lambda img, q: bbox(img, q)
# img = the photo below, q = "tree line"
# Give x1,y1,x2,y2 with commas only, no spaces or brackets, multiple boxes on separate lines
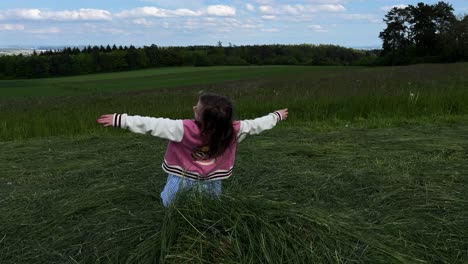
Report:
0,44,378,79
379,1,468,64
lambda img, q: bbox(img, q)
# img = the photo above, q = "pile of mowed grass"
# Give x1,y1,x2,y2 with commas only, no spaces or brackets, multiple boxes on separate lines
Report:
150,192,421,264
1,123,467,263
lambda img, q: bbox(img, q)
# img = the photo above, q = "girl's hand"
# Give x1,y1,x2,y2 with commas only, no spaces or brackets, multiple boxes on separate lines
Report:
276,108,288,120
96,114,114,127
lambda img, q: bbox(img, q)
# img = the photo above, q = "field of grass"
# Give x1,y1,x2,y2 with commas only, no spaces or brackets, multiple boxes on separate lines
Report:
1,125,467,263
0,66,323,98
1,64,467,263
1,63,468,141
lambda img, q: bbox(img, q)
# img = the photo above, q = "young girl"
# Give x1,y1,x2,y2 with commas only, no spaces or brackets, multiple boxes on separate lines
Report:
97,93,288,207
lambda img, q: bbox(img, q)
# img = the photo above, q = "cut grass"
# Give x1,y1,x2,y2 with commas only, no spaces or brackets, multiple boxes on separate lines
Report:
1,124,467,263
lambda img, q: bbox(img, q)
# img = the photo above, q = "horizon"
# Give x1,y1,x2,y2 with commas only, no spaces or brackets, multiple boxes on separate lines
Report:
0,1,467,48
0,43,381,56
0,43,382,49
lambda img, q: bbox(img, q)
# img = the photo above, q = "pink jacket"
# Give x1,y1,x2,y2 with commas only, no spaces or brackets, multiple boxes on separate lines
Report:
162,120,241,181
113,111,283,181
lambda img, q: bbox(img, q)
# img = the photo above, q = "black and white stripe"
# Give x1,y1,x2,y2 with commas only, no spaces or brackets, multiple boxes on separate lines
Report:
162,161,233,181
274,111,282,121
113,113,123,128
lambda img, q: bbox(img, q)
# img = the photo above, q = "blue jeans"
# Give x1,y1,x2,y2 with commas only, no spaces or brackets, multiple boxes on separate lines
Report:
160,174,222,207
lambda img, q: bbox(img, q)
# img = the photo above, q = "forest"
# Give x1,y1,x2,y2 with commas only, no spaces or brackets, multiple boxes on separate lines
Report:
0,44,378,79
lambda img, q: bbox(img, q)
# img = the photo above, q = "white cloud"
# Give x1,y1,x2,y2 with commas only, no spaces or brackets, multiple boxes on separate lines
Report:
28,27,60,34
166,16,266,33
116,5,235,18
381,4,408,12
261,15,276,20
3,9,42,20
205,5,236,16
133,18,153,26
0,8,112,21
259,5,275,14
259,4,345,15
317,4,346,12
0,23,24,30
284,5,302,15
116,7,201,18
173,9,201,16
50,9,112,21
246,3,255,12
308,24,327,32
261,28,278,32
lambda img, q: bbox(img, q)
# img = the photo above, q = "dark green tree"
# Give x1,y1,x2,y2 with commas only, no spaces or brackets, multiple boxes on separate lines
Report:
379,1,463,64
379,6,412,59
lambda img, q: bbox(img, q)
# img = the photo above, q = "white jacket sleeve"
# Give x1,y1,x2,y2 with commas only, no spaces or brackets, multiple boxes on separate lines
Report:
112,113,184,142
237,111,283,143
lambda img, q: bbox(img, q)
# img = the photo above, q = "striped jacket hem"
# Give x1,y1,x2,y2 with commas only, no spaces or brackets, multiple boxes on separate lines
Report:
162,160,233,181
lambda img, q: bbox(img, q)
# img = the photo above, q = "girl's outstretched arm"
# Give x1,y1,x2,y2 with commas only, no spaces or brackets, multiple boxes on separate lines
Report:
276,108,289,120
97,113,184,142
96,114,114,127
237,108,288,142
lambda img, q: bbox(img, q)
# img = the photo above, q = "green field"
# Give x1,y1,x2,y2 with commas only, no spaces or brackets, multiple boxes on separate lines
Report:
1,65,467,263
0,66,325,98
1,64,468,141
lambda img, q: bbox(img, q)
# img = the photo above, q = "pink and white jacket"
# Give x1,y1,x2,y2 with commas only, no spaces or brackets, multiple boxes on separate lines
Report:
112,111,283,181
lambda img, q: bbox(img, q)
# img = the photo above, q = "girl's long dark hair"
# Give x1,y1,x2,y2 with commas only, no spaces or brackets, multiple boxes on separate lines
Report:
196,93,235,159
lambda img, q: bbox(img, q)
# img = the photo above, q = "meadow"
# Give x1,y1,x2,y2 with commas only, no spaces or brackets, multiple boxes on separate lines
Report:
1,64,468,141
1,64,467,263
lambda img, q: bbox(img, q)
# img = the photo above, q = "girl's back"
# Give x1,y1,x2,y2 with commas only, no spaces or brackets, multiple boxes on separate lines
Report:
163,119,241,181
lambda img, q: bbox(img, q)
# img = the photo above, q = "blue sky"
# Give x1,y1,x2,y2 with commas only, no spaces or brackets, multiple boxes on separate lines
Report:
0,0,466,48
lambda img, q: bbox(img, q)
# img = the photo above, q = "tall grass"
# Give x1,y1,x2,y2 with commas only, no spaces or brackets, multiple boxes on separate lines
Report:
1,63,467,141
